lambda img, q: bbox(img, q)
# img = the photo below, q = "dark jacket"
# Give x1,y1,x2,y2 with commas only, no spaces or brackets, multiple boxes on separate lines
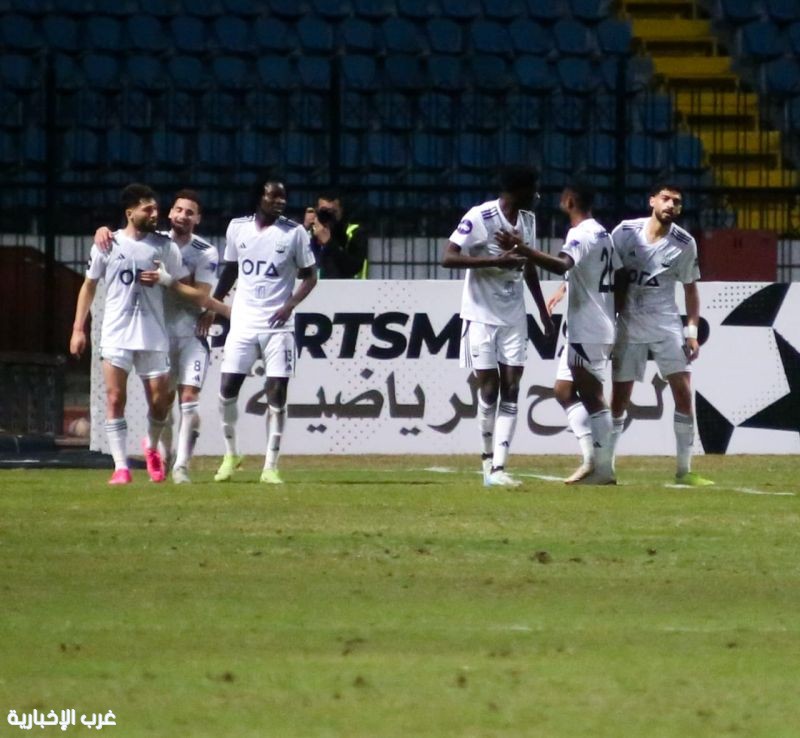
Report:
309,220,367,279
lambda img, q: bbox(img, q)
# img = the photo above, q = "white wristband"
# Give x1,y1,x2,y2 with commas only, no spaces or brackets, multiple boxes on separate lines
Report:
684,324,698,340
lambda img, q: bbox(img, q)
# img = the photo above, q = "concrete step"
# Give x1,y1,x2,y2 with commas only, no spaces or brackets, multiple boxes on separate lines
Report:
675,91,759,118
697,130,782,155
622,0,698,17
632,18,712,39
653,56,732,77
717,168,797,188
639,37,718,55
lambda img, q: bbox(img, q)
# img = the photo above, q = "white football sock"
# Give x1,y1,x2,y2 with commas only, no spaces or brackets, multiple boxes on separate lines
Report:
674,411,694,476
492,401,518,470
146,414,167,450
105,418,128,471
158,401,174,463
609,412,626,471
174,401,200,470
589,408,613,476
565,401,593,464
219,395,239,456
264,404,286,471
478,395,497,457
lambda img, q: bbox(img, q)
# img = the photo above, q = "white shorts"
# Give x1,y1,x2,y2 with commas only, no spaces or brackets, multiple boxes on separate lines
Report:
169,335,210,389
566,341,612,383
612,336,691,382
555,342,571,382
221,330,296,378
459,320,527,370
101,347,169,379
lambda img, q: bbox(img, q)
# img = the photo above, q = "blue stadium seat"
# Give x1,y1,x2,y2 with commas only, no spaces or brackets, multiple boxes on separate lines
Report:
513,56,556,92
672,133,705,171
412,131,452,171
509,18,553,56
127,55,168,92
165,90,199,130
596,18,632,55
482,0,526,21
246,91,287,131
22,127,46,168
786,95,800,130
340,17,380,53
141,0,180,16
65,128,102,170
525,0,565,24
762,58,800,95
0,14,41,52
211,56,250,91
542,132,576,172
376,91,415,130
0,131,19,167
627,133,666,172
183,0,225,18
291,90,326,130
256,56,296,91
600,56,654,94
82,54,121,91
170,16,208,54
470,55,512,91
0,90,25,130
497,131,538,164
554,19,595,56
382,17,426,54
106,127,145,169
456,133,497,170
787,22,800,53
418,92,455,130
285,131,326,171
236,131,282,171
507,92,544,131
127,15,170,53
86,16,126,53
9,0,49,15
197,131,234,170
266,0,307,20
52,0,100,15
460,91,503,130
120,90,153,131
569,0,613,23
471,20,512,56
366,132,408,170
740,19,784,60
719,0,762,25
398,0,441,19
441,0,481,21
556,58,598,94
254,17,295,53
427,55,465,90
297,16,336,55
635,93,674,134
223,0,262,16
354,0,395,19
549,92,587,133
341,91,373,129
586,133,616,172
426,18,463,54
312,0,353,19
766,0,799,24
298,57,331,91
338,133,364,172
42,15,80,52
152,130,189,168
204,91,241,129
53,53,83,91
341,54,380,90
214,16,255,55
167,56,209,92
385,55,427,90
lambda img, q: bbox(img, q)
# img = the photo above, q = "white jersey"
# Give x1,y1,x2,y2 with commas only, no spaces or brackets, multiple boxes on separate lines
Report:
448,199,535,327
560,217,620,344
163,232,219,338
87,230,186,352
224,214,316,333
612,218,700,343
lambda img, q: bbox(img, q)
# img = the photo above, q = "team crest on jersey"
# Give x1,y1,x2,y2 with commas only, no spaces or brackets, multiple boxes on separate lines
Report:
568,239,580,248
457,219,473,234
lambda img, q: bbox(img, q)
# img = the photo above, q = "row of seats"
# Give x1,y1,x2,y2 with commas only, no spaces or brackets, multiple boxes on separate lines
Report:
708,0,800,25
737,19,800,60
3,0,615,23
1,53,651,97
0,13,631,58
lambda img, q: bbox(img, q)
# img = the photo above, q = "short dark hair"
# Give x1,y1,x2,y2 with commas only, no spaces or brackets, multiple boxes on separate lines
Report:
249,177,284,209
173,188,202,212
564,180,595,212
121,183,157,211
317,191,342,204
497,165,539,194
649,181,683,199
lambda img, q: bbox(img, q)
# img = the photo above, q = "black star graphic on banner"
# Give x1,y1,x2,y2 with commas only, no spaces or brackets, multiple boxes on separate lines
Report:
722,284,789,327
695,391,734,454
740,330,800,434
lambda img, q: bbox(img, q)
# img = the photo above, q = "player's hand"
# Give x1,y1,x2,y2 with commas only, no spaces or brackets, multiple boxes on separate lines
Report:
196,310,215,337
140,260,174,287
69,329,86,359
269,302,294,327
492,252,527,269
494,229,523,252
685,338,700,362
545,294,560,316
94,226,114,253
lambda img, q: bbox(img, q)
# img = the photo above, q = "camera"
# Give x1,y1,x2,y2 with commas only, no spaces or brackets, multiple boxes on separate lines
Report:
315,207,336,225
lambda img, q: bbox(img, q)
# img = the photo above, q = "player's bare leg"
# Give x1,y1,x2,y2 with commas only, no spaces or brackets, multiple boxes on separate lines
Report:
668,371,713,486
569,366,615,485
103,361,132,484
609,380,633,472
485,363,523,488
261,376,288,484
555,378,595,483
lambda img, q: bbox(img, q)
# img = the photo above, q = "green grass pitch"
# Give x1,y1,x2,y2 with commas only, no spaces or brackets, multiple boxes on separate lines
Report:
2,455,799,737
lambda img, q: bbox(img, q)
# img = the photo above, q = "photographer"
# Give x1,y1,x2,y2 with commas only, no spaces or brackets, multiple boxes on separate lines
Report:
307,193,368,279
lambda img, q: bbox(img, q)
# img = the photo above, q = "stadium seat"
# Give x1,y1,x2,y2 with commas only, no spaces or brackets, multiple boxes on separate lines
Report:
297,16,336,55
542,132,577,174
0,54,37,92
586,132,616,172
635,93,674,135
86,16,125,53
627,133,666,172
672,133,706,171
254,17,296,53
0,130,19,168
296,57,330,92
106,127,145,169
285,131,326,172
152,130,189,169
341,54,380,90
525,0,566,24
513,56,556,92
460,91,503,130
719,0,763,25
338,133,364,172
22,127,46,168
569,0,613,23
366,132,409,170
256,56,296,91
170,16,208,54
482,0,526,21
398,0,441,19
82,54,121,91
787,22,800,53
740,19,785,60
204,91,242,130
246,91,287,131
596,18,632,55
340,89,373,129
42,15,80,52
426,18,463,54
197,131,235,170
266,0,307,20
211,56,251,91
291,90,326,130
52,0,101,15
73,89,117,130
312,0,353,19
236,131,282,171
418,91,455,131
762,57,800,96
9,0,49,15
165,90,199,130
382,17,426,54
385,55,427,90
427,55,465,90
167,56,209,92
65,128,102,170
376,91,415,130
53,53,83,91
507,92,544,132
766,0,799,24
127,15,170,53
508,19,553,56
469,55,513,92
354,0,395,19
471,20,512,56
340,17,380,53
183,0,225,18
551,92,589,133
213,16,255,55
223,0,262,17
553,19,595,56
600,56,654,94
556,58,599,94
411,131,452,171
0,14,41,52
127,55,168,93
456,133,497,170
497,131,538,164
140,0,179,16
441,0,482,21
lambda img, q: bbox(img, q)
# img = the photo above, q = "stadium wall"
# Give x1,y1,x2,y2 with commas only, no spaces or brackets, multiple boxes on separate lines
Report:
89,280,800,457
